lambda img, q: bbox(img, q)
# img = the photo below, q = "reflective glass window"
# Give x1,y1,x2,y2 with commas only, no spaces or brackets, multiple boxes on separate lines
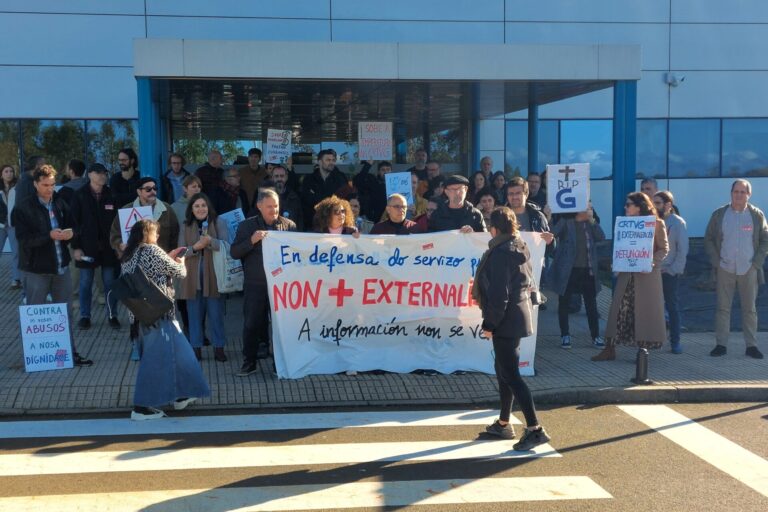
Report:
636,119,667,179
668,119,720,178
86,120,138,172
172,138,245,166
504,120,558,177
22,120,85,178
560,120,613,179
722,119,768,177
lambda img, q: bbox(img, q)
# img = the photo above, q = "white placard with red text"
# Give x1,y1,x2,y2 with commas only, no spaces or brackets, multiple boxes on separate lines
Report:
612,215,657,272
358,121,393,161
262,231,545,379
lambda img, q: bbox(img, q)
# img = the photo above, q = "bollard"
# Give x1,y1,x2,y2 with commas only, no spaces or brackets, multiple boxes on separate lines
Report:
630,348,653,385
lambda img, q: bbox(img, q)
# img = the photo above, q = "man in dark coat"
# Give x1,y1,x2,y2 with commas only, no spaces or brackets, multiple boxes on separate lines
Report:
195,150,225,196
370,193,423,235
209,167,251,216
271,164,304,231
300,149,348,230
70,163,120,330
161,153,190,203
353,160,391,222
428,175,486,233
12,164,92,366
109,148,141,206
231,189,297,376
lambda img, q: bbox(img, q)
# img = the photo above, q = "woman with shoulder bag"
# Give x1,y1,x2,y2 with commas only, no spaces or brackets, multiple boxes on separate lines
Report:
472,206,551,451
178,192,229,362
121,219,210,420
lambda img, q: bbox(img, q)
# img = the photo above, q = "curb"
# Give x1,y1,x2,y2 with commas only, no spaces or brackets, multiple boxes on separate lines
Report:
0,385,765,418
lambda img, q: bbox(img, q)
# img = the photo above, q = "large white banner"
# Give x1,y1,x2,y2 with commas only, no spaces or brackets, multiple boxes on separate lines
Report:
612,215,657,272
262,232,545,379
546,163,590,214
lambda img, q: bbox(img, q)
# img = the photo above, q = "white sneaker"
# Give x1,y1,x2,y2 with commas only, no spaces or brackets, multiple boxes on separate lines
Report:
173,397,197,411
560,335,572,349
130,407,165,421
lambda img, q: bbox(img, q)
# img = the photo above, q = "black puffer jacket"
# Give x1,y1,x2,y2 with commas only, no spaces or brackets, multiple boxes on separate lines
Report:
428,200,486,232
476,237,533,339
230,214,297,285
12,193,73,274
70,185,119,269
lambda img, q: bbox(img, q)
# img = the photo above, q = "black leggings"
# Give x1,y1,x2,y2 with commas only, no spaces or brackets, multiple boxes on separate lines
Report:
493,336,539,427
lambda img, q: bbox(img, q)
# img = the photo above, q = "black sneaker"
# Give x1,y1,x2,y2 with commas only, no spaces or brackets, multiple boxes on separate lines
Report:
108,317,121,329
9,280,21,290
513,427,551,451
710,345,727,357
77,318,91,330
746,346,764,359
237,360,258,377
485,420,515,439
73,353,93,367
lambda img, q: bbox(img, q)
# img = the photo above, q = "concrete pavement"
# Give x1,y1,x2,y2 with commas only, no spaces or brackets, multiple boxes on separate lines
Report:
0,253,765,416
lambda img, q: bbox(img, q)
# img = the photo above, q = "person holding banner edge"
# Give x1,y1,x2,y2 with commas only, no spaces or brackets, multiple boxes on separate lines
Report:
473,206,551,451
593,192,668,362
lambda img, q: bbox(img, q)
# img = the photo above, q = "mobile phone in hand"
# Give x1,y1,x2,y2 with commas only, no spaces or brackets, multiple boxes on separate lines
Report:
175,247,188,258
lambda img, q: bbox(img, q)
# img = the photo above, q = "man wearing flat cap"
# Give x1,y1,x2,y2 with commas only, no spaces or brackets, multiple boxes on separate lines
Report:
428,174,486,233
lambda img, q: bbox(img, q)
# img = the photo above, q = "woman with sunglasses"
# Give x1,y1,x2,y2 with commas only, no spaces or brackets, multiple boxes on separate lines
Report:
593,192,669,361
313,195,359,236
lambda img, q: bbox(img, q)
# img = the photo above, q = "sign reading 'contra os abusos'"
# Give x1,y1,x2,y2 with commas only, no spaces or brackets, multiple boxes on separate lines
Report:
19,303,73,372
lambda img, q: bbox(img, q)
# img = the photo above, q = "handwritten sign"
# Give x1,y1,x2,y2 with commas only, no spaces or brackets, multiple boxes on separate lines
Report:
20,303,73,372
265,129,292,164
358,121,393,161
219,208,246,245
612,215,657,272
262,231,545,378
546,163,590,214
118,206,152,244
385,172,413,207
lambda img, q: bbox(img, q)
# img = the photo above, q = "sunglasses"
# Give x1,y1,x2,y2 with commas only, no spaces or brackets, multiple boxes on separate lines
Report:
140,186,157,192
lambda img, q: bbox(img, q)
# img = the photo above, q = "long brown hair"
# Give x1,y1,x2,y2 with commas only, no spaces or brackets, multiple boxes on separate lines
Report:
626,192,658,218
184,192,218,226
121,219,159,262
1,164,18,192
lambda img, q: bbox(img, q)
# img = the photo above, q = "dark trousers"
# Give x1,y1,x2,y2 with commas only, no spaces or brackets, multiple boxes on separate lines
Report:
24,269,77,353
558,267,600,338
242,284,270,362
662,273,681,344
492,336,538,427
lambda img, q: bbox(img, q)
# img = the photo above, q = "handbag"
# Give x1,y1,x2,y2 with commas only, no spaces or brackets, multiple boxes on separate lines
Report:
110,248,174,326
212,240,244,293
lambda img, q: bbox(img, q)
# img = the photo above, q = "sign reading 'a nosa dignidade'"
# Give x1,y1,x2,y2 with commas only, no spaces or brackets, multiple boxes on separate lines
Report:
612,215,657,273
262,231,545,379
20,303,73,372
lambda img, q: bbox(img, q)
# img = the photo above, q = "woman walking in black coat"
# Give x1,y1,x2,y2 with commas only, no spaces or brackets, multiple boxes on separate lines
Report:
472,206,551,451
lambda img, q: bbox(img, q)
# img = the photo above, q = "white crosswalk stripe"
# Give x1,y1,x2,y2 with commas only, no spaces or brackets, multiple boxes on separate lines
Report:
0,409,611,510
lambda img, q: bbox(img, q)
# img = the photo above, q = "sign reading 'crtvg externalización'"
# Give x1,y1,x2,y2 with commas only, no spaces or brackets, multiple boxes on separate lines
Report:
19,303,73,372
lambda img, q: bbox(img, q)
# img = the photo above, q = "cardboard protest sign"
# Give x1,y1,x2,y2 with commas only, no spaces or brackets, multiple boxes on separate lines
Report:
262,231,545,378
358,121,392,161
20,303,73,372
265,129,292,164
218,208,246,245
384,172,413,206
546,163,590,214
118,206,152,244
612,215,657,272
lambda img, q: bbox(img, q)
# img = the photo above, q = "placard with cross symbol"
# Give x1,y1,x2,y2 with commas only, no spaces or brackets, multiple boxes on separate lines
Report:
545,163,590,214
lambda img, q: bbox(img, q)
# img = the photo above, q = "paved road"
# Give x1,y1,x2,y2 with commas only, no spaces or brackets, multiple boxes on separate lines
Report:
0,403,766,511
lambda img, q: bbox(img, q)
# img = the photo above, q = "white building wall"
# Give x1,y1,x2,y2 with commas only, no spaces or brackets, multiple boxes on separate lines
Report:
1,1,768,234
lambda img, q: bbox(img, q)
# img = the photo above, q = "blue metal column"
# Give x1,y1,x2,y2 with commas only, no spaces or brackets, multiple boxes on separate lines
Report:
527,87,539,176
470,83,481,173
137,78,161,182
612,80,637,221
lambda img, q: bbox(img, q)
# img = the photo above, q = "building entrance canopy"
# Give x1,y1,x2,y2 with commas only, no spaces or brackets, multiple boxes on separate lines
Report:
134,39,639,217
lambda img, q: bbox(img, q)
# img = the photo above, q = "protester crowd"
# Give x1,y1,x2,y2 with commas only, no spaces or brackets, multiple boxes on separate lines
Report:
3,146,767,422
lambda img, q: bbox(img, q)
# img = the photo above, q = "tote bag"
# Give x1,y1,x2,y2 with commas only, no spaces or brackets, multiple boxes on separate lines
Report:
212,240,244,293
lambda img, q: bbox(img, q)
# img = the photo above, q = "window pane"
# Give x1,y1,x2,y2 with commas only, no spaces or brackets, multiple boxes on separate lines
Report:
636,119,667,179
22,120,85,179
430,128,462,164
560,120,613,179
172,138,245,166
0,121,20,171
722,119,768,177
321,141,358,165
668,119,720,178
86,120,139,173
504,120,558,177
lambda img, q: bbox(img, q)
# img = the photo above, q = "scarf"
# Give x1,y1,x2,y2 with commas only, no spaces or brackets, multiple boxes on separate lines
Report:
471,233,513,310
132,197,166,222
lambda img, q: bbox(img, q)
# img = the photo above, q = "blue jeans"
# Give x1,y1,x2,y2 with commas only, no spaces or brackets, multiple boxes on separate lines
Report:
662,273,681,344
79,266,118,319
187,291,226,348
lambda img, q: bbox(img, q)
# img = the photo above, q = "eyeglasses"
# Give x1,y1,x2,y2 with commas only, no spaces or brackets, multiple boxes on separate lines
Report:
140,186,157,192
332,209,345,215
388,204,407,210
